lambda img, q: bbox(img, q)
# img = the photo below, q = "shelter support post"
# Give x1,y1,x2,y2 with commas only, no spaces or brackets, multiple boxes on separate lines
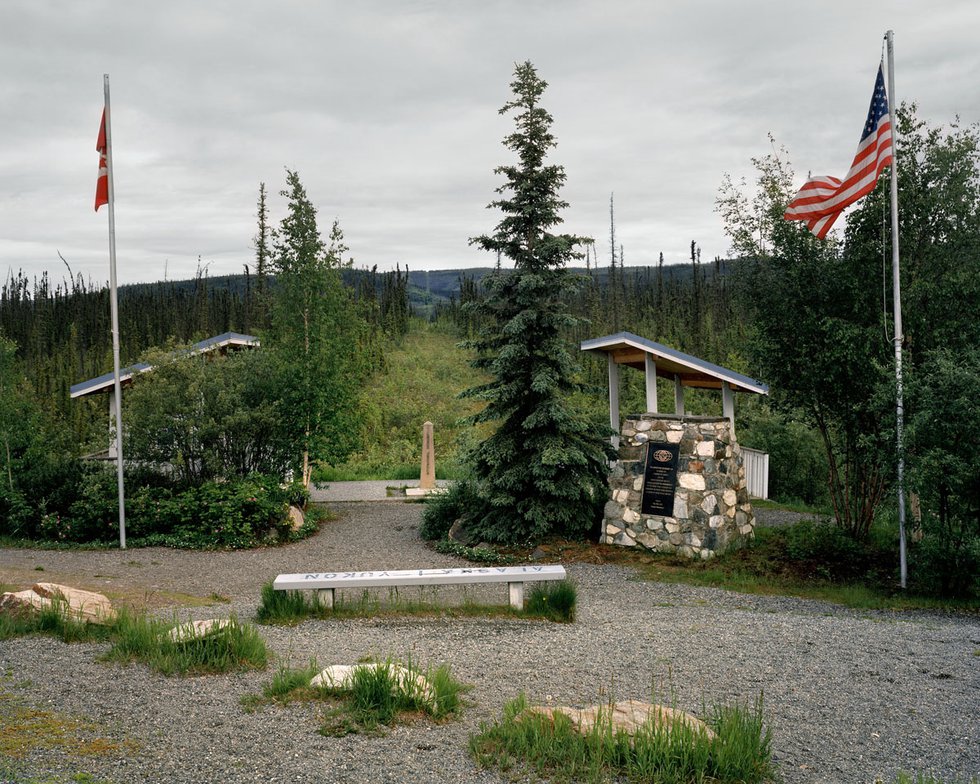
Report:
644,355,658,413
608,354,620,449
674,375,685,415
722,382,735,439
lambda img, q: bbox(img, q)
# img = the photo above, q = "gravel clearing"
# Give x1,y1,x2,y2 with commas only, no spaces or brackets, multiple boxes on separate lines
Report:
2,501,978,784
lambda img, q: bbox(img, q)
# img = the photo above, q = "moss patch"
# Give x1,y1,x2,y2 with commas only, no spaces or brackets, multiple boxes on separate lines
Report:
0,687,138,761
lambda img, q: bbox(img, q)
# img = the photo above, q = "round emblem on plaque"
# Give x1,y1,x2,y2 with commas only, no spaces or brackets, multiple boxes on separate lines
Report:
653,449,673,462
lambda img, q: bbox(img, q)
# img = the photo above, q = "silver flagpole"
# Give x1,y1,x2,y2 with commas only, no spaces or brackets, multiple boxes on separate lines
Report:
885,31,907,588
104,74,127,549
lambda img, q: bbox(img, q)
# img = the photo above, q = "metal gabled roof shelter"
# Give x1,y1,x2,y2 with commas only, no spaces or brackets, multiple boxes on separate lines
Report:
580,331,768,441
70,332,259,399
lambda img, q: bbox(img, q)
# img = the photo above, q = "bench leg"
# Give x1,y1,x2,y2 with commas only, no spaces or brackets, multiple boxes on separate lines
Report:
316,588,334,610
508,582,524,610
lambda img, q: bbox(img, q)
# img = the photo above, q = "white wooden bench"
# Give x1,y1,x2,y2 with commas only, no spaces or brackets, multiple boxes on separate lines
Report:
273,565,567,610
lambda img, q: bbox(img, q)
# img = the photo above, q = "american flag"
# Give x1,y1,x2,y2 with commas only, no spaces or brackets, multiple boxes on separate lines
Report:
784,64,894,239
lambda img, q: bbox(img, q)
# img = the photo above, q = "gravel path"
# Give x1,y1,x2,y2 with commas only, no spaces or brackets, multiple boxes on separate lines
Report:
308,481,452,503
2,501,978,784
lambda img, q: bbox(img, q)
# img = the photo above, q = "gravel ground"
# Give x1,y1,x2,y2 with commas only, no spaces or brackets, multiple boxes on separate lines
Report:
308,481,452,503
1,501,978,784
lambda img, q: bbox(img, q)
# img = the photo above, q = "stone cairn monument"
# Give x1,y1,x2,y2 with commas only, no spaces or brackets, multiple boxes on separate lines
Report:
602,413,755,559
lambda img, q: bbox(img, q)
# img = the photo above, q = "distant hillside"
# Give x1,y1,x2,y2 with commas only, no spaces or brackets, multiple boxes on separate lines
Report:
115,260,738,317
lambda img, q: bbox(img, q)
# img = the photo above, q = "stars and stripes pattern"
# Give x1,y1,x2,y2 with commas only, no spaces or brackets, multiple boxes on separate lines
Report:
95,109,109,211
784,64,893,239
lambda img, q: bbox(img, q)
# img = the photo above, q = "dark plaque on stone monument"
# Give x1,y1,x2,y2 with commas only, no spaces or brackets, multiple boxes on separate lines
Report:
640,442,680,516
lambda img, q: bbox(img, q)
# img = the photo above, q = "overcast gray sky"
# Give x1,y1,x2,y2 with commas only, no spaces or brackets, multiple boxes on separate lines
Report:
1,1,977,286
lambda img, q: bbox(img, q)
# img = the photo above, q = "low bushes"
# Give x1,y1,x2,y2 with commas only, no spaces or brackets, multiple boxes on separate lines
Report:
126,475,309,548
419,478,481,540
4,466,312,549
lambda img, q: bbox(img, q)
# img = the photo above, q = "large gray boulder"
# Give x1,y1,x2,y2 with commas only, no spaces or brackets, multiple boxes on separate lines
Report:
0,583,116,625
527,699,716,741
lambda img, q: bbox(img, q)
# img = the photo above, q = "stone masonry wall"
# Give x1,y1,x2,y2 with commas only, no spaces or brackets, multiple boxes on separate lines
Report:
602,414,755,559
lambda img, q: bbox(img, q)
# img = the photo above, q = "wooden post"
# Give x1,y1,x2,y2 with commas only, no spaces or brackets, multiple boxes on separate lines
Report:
722,382,735,439
420,421,435,489
608,354,620,449
674,375,685,415
644,355,658,413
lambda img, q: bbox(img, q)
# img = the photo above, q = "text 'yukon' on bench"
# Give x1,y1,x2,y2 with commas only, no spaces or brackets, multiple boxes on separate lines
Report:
272,565,567,610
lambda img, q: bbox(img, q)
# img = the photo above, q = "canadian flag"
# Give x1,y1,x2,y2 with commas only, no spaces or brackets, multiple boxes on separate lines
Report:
95,109,108,211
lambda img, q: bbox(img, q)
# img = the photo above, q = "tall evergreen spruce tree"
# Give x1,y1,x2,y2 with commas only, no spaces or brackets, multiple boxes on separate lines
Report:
463,61,613,543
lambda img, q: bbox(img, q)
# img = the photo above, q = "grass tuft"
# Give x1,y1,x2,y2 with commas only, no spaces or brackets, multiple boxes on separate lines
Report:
470,690,773,784
0,596,111,644
888,774,980,784
255,582,321,625
102,610,268,676
524,580,577,623
245,655,467,736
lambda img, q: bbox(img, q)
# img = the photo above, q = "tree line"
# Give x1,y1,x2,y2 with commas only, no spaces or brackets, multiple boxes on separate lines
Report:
0,253,412,449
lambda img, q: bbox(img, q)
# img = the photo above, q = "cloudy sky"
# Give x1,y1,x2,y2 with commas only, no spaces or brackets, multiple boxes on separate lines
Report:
2,1,978,286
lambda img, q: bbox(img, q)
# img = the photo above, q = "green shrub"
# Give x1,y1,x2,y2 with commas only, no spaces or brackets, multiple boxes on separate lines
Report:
738,407,829,507
431,538,517,565
906,349,980,599
419,478,480,540
0,465,306,549
62,463,124,542
44,472,309,549
784,519,872,581
909,534,980,600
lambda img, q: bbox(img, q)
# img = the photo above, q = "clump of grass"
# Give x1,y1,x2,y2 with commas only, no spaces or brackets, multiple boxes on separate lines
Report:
246,655,467,736
242,658,323,712
524,580,577,623
470,691,773,784
0,597,111,644
323,657,466,735
255,581,325,624
889,774,980,784
340,659,405,730
103,611,268,676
